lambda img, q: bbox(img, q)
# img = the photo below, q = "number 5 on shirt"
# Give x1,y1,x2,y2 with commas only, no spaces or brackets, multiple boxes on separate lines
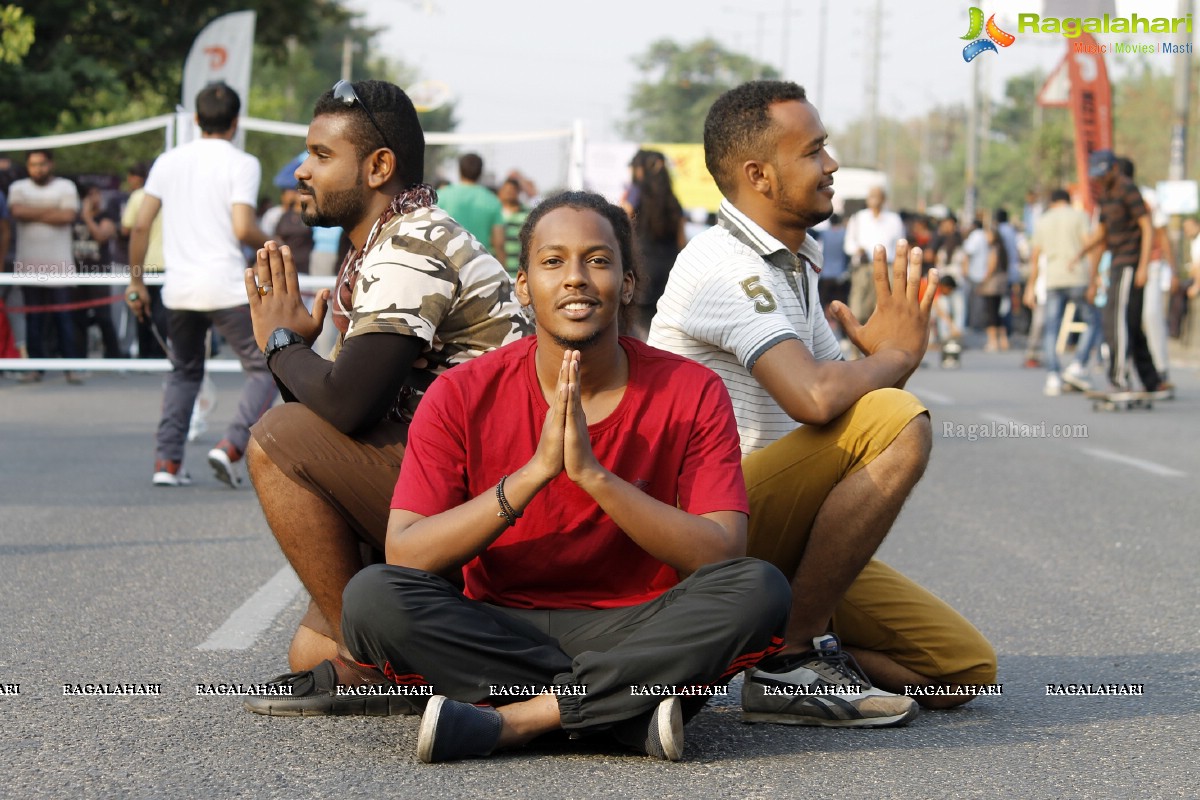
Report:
740,276,777,313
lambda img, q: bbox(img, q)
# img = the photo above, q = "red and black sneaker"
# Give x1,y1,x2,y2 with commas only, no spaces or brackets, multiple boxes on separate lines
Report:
152,459,192,487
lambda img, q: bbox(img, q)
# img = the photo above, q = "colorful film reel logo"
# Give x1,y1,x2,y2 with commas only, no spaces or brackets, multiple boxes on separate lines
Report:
961,7,1015,62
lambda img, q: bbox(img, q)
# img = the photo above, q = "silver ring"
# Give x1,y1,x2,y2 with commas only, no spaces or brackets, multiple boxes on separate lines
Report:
258,285,272,296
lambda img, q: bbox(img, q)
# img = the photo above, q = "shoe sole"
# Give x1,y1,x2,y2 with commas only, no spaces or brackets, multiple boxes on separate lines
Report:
654,697,684,761
1061,373,1091,392
152,473,191,487
243,694,417,717
208,451,242,489
417,695,447,763
742,704,919,728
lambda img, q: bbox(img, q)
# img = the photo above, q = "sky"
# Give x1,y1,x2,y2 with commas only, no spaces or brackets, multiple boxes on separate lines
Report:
350,0,1191,139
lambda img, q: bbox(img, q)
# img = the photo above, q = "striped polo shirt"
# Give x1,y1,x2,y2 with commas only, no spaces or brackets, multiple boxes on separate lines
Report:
648,199,843,455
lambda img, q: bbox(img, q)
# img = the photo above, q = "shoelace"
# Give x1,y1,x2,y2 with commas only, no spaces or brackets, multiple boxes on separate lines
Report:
808,647,875,689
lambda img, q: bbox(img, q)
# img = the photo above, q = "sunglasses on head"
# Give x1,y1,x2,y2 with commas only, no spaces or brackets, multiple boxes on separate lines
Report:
332,80,395,155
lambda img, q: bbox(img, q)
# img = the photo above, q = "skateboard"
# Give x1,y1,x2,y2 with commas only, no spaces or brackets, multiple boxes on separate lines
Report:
940,339,962,369
1087,389,1154,411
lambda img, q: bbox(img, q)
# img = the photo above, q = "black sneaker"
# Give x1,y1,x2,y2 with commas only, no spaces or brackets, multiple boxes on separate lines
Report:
611,696,684,761
243,659,419,717
416,696,504,763
742,634,918,727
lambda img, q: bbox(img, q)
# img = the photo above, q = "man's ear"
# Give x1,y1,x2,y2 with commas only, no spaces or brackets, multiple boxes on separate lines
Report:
365,149,396,190
514,269,531,307
621,269,635,305
743,159,773,197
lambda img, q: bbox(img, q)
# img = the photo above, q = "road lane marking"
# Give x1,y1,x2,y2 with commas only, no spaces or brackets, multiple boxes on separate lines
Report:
911,388,955,405
197,565,303,651
1078,447,1186,478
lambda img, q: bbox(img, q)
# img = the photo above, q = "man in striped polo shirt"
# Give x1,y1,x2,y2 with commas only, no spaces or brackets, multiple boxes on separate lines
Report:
649,80,995,728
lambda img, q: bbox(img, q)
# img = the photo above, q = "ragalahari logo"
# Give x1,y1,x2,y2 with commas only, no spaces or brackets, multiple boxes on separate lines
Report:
961,7,1016,62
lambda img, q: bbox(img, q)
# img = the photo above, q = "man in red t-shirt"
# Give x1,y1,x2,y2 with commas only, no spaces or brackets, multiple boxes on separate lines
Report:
340,191,790,763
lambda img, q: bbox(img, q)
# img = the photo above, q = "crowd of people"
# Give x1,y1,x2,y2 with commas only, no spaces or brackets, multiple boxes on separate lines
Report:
810,162,1199,399
4,75,1200,766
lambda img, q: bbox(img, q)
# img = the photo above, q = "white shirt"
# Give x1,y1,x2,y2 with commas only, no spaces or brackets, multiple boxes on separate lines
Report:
962,228,990,283
844,207,905,261
8,177,79,276
144,137,261,310
648,200,842,455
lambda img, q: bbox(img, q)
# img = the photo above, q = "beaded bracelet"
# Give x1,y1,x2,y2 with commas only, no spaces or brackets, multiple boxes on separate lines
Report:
495,474,522,527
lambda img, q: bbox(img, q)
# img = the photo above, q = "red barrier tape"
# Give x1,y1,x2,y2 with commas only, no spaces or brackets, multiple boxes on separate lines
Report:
2,290,321,315
1,294,124,314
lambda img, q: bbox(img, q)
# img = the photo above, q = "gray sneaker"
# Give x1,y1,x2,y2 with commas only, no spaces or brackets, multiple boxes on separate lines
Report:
742,634,918,728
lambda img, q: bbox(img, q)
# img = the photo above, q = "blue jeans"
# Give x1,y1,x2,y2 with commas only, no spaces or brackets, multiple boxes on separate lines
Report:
1043,286,1101,373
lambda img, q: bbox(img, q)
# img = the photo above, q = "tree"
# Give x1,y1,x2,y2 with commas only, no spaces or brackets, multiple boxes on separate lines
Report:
0,4,33,66
0,0,345,139
624,38,778,143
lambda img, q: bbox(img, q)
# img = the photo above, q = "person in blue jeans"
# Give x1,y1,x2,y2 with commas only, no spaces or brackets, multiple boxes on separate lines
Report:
1025,188,1102,395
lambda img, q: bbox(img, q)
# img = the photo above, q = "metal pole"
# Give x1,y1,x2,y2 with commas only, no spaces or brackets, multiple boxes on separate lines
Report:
864,0,882,167
816,0,828,109
341,34,353,83
964,58,980,225
1168,0,1194,277
780,0,791,77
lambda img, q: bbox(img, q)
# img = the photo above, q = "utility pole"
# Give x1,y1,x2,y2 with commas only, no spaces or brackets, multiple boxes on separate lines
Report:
780,0,791,77
1168,0,1194,272
964,57,981,225
341,34,353,83
815,0,828,108
864,0,882,168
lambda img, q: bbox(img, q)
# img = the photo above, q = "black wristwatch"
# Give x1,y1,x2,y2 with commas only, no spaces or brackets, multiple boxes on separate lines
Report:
264,327,306,359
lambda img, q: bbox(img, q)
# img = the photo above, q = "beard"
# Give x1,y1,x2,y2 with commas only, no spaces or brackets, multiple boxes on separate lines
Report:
299,172,367,229
550,327,605,351
777,181,833,229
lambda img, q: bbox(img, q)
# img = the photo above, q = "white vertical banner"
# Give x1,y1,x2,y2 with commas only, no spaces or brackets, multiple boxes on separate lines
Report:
180,10,257,147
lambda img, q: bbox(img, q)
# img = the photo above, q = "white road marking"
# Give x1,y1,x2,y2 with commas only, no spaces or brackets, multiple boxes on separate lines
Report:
197,565,303,651
1078,447,1186,478
911,388,955,405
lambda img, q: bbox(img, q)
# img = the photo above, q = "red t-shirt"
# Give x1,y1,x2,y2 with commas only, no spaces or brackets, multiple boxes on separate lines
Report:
392,336,748,610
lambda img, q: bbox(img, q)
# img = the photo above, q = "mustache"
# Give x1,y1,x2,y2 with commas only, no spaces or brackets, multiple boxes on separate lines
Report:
296,180,314,195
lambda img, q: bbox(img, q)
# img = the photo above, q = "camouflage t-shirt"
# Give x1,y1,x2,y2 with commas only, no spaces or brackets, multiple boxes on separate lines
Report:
339,205,531,422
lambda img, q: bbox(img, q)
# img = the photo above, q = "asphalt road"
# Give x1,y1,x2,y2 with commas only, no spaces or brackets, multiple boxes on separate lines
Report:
2,345,1198,799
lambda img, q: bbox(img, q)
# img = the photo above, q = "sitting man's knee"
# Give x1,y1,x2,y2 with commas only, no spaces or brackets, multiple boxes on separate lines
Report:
342,564,441,638
720,558,792,628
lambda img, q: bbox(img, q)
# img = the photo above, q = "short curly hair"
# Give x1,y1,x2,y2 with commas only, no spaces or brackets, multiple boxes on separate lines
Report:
704,80,808,196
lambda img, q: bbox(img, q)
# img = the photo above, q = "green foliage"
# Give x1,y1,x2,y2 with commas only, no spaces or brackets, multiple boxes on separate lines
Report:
624,38,779,143
0,0,344,139
2,0,458,202
0,4,34,66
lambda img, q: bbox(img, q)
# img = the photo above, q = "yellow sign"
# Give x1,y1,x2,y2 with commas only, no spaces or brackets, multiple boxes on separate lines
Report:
646,142,723,213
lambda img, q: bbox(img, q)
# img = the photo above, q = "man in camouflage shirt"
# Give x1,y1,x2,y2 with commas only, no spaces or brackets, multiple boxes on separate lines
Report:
241,81,529,711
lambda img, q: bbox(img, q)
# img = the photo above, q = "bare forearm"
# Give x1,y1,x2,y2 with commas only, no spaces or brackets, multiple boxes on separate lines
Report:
386,463,550,573
129,228,150,282
790,352,911,424
577,469,744,575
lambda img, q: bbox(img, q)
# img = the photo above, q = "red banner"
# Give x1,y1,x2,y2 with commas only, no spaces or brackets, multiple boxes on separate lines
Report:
1038,32,1113,212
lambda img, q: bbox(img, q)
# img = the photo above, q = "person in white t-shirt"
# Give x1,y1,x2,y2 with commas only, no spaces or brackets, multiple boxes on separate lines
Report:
125,82,271,488
843,186,905,324
8,149,83,382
